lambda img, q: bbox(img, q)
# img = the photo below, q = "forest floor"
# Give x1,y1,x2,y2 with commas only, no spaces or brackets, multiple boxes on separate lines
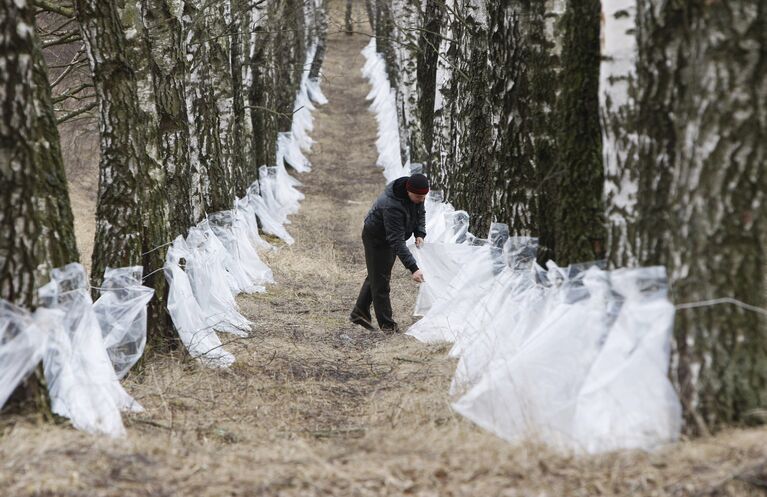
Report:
1,3,766,497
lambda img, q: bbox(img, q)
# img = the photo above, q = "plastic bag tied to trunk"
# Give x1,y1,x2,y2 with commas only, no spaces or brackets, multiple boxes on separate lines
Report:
93,266,154,379
39,263,143,438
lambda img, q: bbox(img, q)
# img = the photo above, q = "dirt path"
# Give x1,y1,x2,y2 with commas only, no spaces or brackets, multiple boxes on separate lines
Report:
1,2,766,496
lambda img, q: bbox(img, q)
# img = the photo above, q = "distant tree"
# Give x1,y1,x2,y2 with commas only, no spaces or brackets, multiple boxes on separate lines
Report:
249,1,271,169
345,0,353,34
0,0,79,411
309,0,327,81
416,0,442,170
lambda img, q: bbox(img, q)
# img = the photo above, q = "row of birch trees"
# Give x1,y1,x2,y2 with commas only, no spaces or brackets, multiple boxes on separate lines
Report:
1,0,326,361
368,0,766,433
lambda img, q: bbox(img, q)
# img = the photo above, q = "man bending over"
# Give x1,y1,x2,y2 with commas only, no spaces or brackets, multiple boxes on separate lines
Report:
350,173,428,333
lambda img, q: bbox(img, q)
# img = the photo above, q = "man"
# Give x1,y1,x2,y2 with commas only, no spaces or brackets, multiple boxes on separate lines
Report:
350,173,428,333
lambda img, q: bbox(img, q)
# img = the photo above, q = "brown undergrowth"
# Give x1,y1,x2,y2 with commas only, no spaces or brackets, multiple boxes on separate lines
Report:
1,2,765,496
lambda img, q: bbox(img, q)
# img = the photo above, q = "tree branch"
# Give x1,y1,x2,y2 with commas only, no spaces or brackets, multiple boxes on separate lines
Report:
56,101,98,125
32,0,74,18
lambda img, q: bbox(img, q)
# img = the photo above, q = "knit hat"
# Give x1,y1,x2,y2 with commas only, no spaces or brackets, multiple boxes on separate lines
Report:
406,173,430,195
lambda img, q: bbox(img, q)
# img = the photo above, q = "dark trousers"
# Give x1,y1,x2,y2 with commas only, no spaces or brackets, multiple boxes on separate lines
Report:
352,229,397,329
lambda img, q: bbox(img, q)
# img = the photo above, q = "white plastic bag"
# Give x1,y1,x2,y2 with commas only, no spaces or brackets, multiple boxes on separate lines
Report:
207,212,267,294
0,301,50,409
571,266,682,453
164,237,235,368
410,242,478,317
235,195,272,251
185,227,251,336
452,267,612,451
40,263,143,438
93,266,154,379
406,244,496,343
246,182,295,245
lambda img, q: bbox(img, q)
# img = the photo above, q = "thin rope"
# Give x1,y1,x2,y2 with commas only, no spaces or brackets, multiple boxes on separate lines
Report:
675,297,767,318
141,240,174,256
141,266,166,282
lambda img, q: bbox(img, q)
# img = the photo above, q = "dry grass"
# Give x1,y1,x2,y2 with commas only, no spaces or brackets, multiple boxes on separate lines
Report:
2,2,765,496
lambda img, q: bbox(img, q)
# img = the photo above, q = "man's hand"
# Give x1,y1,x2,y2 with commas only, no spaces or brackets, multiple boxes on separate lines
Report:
415,237,424,248
412,269,425,283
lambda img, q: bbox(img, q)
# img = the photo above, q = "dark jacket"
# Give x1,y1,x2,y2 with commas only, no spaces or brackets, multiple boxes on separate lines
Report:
363,177,426,273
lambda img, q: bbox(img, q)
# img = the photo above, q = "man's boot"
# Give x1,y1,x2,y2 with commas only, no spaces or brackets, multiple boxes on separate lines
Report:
349,309,376,331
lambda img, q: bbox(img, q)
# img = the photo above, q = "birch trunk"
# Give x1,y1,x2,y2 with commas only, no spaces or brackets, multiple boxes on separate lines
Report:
429,0,456,191
1,0,79,411
1,0,78,304
308,0,327,80
416,0,442,168
207,1,236,211
601,0,640,269
552,0,603,265
249,2,271,169
642,1,766,431
141,0,196,231
76,0,172,347
75,0,146,284
449,0,494,234
183,0,220,216
230,0,251,195
392,0,425,165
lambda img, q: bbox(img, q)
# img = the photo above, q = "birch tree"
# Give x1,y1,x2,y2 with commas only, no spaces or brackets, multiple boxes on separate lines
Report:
206,0,237,211
552,0,603,265
1,0,79,409
249,1,271,168
604,0,767,431
416,0,442,168
74,0,171,346
141,0,196,232
183,0,219,216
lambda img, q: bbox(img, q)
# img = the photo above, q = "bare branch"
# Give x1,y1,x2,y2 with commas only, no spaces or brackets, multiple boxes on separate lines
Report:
56,101,98,125
42,30,80,49
50,44,86,88
32,0,74,18
52,83,93,103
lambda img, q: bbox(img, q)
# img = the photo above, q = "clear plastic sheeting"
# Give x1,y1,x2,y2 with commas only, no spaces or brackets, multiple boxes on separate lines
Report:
207,212,270,294
361,39,410,182
452,267,615,452
449,241,542,391
278,131,311,173
164,237,236,368
571,267,682,453
307,77,328,105
0,301,51,409
452,265,681,454
231,209,274,286
407,244,496,343
246,182,295,245
39,263,143,438
259,165,303,225
93,266,154,379
185,227,251,336
235,196,273,252
411,243,479,317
